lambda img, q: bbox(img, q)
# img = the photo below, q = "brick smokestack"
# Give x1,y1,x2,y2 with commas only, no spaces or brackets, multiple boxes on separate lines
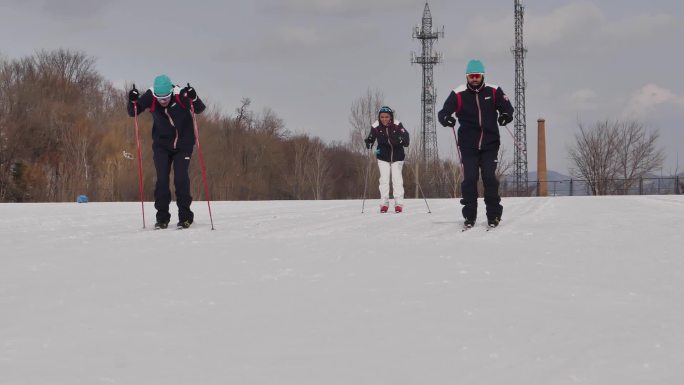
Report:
537,118,547,196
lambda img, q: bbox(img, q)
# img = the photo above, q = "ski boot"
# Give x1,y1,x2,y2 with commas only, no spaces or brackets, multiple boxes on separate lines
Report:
177,220,192,229
154,221,169,230
487,217,501,229
462,217,476,231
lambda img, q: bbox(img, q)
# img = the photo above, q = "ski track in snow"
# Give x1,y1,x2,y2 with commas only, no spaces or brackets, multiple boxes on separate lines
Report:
1,197,683,385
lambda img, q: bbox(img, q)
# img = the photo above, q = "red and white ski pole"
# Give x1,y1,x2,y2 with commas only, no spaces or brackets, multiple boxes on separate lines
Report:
188,84,215,230
132,85,146,229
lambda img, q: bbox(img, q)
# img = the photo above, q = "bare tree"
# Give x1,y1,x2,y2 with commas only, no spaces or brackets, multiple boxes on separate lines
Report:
235,97,252,130
305,138,331,200
349,88,384,153
569,121,619,195
346,89,384,201
288,134,313,199
430,159,461,199
568,120,664,195
255,107,289,138
496,145,512,182
612,121,665,194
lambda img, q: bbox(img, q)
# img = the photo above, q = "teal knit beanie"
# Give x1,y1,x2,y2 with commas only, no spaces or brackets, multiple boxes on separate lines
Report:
465,59,485,74
153,75,173,96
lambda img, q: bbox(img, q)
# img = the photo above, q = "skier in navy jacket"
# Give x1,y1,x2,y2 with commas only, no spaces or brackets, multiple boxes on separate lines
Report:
438,59,514,228
127,74,206,229
364,106,410,213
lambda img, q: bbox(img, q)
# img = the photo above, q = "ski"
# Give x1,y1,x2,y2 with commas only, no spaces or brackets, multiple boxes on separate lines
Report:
462,218,476,232
486,222,500,231
461,223,499,232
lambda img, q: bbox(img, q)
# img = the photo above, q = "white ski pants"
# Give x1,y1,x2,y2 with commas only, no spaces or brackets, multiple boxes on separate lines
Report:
378,160,404,206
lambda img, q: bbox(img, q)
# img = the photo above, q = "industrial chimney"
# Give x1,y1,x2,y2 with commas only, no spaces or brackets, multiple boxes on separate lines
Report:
537,118,547,196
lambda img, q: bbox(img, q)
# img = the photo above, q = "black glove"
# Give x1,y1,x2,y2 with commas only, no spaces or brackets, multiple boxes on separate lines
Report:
498,113,512,126
445,116,456,127
128,85,139,103
364,137,374,149
181,83,197,100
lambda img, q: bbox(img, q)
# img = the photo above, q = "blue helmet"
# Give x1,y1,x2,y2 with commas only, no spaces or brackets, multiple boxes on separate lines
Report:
153,74,173,97
465,59,485,74
378,105,394,122
378,106,393,114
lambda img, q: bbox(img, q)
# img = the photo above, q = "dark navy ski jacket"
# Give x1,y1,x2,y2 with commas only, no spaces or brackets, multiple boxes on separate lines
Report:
127,86,206,152
366,119,410,163
438,82,514,151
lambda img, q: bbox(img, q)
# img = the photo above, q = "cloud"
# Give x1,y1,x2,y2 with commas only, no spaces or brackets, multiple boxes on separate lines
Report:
442,14,511,57
212,21,375,65
259,0,416,16
623,84,684,117
526,2,604,47
1,0,110,19
42,0,109,18
277,26,322,46
445,2,678,58
569,89,599,111
603,13,675,39
442,2,604,57
527,3,674,47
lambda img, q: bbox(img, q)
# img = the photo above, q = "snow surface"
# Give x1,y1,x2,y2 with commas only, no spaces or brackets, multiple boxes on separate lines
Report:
1,196,683,385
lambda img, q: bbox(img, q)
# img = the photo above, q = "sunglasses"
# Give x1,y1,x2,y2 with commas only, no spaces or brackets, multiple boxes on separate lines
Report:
154,93,172,102
467,73,483,80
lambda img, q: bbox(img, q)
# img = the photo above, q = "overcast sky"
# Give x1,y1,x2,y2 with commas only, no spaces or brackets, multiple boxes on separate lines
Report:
1,0,683,175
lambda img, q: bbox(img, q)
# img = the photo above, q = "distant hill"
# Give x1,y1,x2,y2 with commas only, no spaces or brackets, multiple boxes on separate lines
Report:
528,170,569,181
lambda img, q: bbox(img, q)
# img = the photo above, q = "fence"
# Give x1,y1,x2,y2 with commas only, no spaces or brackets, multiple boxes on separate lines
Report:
509,176,683,197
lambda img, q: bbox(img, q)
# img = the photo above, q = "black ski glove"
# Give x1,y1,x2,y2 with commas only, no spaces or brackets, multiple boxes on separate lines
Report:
128,85,139,103
444,116,456,127
498,113,512,126
364,137,374,149
181,83,197,100
390,131,404,145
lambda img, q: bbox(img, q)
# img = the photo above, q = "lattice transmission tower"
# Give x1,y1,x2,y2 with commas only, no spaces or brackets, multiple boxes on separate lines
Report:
512,0,529,196
411,2,443,167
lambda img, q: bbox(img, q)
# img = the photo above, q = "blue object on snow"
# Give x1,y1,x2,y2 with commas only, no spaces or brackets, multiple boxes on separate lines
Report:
77,195,89,203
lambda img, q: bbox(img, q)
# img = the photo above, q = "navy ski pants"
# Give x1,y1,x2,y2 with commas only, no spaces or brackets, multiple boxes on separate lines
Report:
459,146,503,221
153,147,194,224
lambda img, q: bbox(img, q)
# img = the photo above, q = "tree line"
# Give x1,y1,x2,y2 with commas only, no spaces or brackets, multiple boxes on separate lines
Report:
0,49,668,202
0,49,457,203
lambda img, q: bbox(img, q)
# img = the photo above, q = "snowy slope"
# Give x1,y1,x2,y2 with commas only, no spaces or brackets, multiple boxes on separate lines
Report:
1,196,683,385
